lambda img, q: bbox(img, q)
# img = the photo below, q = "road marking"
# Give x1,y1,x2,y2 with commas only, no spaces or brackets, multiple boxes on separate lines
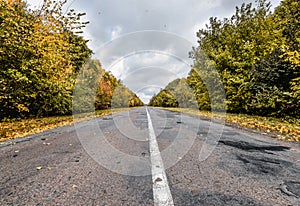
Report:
146,107,174,206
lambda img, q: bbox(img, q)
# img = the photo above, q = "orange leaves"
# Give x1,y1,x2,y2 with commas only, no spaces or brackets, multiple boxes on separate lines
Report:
95,71,120,109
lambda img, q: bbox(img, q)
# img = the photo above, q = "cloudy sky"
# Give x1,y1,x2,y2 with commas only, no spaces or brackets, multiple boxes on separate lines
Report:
27,0,281,103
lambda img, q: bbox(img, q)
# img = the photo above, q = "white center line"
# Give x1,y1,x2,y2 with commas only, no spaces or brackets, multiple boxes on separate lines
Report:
146,107,174,206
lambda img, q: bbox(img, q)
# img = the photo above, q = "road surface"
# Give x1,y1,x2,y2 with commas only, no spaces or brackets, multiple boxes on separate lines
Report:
1,107,300,205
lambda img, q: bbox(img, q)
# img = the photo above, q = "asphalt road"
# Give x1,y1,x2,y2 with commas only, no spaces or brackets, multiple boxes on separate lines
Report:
1,107,300,205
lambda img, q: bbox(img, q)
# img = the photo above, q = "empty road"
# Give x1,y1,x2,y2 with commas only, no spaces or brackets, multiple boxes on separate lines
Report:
1,107,300,205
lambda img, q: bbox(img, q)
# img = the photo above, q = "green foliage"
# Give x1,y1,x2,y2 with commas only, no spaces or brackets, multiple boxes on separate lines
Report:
129,94,144,107
149,90,178,107
72,59,104,113
149,78,198,108
0,0,92,119
73,59,143,113
188,0,300,117
187,68,211,110
0,0,142,119
274,0,300,66
112,85,144,108
96,71,143,109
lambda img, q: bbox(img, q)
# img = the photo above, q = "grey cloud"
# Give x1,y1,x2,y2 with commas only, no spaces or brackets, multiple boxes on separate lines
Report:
28,0,282,103
123,67,178,91
95,31,194,69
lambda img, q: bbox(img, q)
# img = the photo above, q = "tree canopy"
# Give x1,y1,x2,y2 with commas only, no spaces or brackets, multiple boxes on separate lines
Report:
151,0,299,118
1,0,143,120
73,59,143,113
0,0,92,119
148,78,197,108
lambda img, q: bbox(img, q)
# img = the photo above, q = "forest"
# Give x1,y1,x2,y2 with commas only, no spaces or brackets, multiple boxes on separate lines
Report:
149,0,299,118
1,0,299,122
0,0,143,121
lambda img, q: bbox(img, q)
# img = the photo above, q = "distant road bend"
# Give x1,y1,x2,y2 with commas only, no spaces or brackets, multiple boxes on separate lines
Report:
1,107,300,205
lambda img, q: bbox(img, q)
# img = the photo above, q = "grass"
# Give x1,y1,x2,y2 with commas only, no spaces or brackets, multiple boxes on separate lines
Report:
162,107,300,142
0,108,133,142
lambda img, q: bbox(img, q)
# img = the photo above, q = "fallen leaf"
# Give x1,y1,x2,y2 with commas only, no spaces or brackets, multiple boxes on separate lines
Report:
72,184,77,189
43,142,51,145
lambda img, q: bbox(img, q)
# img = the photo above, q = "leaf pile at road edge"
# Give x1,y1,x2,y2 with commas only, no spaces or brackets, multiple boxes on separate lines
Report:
0,108,133,142
162,108,300,142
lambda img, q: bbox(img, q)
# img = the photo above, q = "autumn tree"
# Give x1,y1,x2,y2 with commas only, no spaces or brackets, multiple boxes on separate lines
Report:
0,0,92,119
96,71,119,109
112,85,144,108
148,90,178,107
73,59,143,112
189,0,299,117
273,0,300,116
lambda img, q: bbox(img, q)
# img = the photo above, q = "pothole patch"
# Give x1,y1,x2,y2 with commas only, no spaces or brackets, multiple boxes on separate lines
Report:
219,140,290,153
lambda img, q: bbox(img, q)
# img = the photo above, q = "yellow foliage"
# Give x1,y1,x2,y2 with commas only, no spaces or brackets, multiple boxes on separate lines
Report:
163,108,300,142
0,108,133,141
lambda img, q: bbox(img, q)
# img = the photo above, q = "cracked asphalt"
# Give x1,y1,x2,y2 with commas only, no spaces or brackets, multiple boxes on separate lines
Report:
1,107,300,205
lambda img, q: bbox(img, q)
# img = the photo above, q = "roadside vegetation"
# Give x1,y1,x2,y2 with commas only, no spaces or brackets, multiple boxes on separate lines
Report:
1,0,299,142
0,0,143,140
0,108,134,142
163,108,300,142
149,0,300,140
149,0,299,141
